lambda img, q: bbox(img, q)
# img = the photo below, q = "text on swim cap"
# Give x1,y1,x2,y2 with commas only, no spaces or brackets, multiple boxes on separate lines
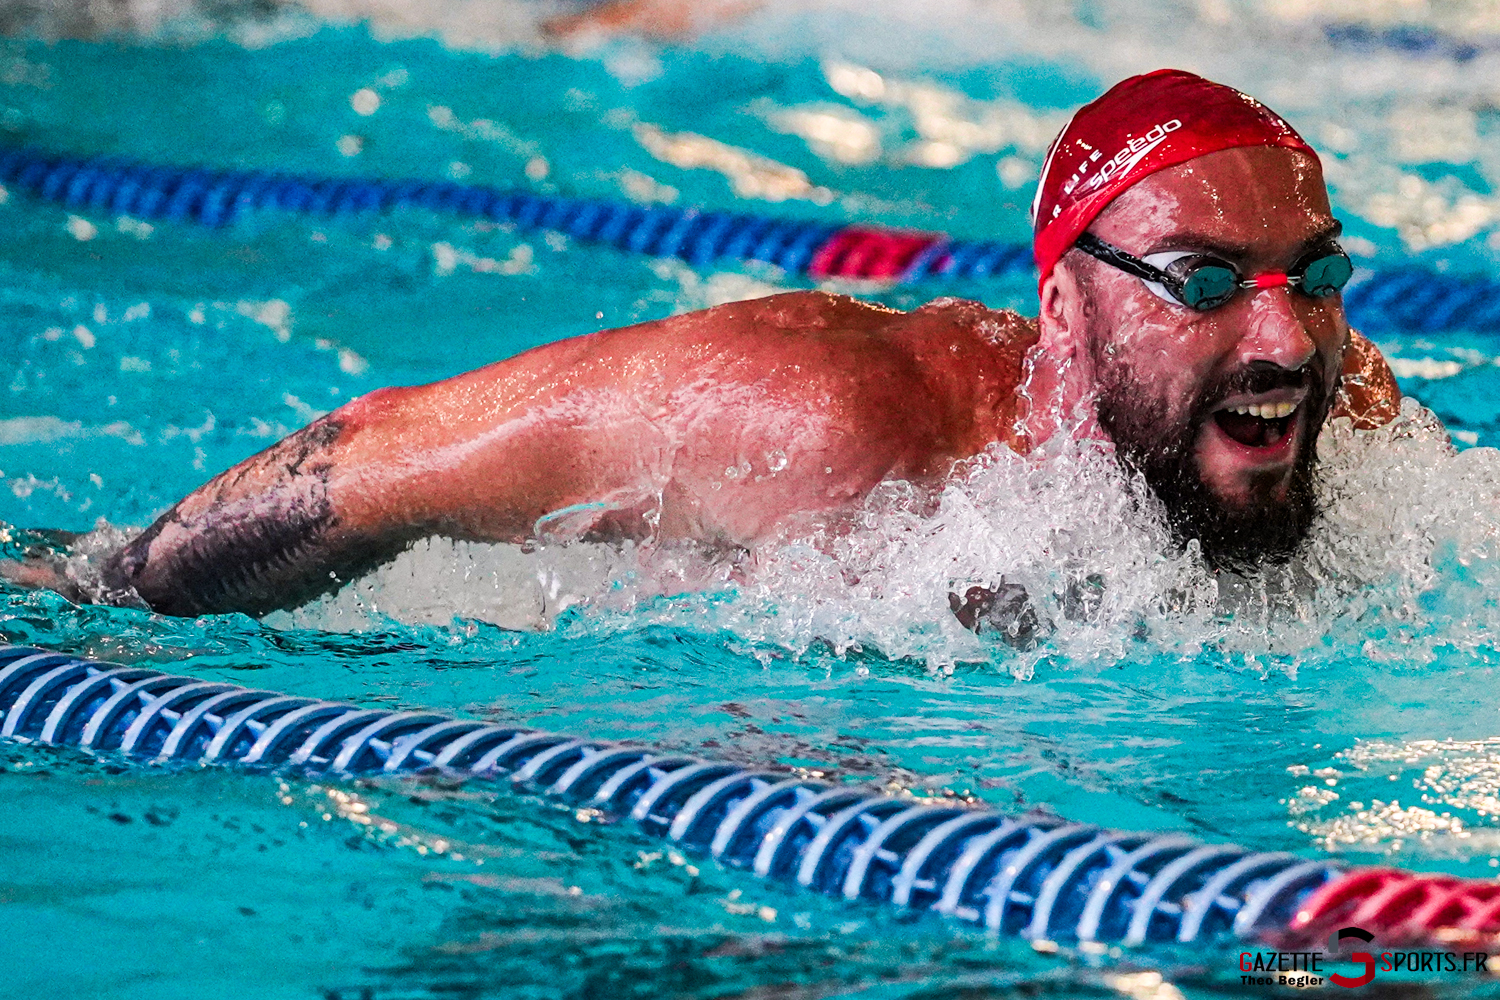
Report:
1055,119,1183,216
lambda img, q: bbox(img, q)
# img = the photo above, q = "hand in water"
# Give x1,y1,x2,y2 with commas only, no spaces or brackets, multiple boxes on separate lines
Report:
948,574,1104,649
948,584,1050,649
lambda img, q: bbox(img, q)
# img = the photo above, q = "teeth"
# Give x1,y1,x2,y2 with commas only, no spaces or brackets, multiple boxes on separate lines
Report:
1225,401,1298,419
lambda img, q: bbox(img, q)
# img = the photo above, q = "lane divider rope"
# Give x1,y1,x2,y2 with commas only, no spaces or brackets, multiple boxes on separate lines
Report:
1323,22,1491,62
3,642,1497,953
3,146,1494,334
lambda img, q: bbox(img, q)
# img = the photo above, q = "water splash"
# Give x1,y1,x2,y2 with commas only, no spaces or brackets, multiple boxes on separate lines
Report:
210,399,1500,680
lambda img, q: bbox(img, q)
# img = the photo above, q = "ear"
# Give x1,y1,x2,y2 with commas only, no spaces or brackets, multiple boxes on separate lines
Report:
1037,260,1086,364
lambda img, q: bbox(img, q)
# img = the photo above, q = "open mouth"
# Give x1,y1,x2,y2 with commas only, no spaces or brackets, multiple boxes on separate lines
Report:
1212,400,1298,449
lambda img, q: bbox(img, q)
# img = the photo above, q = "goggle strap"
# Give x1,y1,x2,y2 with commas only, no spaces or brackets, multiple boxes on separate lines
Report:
1072,232,1350,308
1072,233,1173,286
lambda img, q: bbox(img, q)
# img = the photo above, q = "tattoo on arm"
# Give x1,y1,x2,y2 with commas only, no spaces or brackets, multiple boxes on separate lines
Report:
102,418,396,617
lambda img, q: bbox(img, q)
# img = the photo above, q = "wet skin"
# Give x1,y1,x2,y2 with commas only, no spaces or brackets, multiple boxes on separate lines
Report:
1029,146,1399,508
95,147,1401,617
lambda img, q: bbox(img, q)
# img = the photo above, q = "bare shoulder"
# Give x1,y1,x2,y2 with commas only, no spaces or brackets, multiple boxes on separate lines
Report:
630,292,1034,540
628,291,1036,454
899,295,1039,364
1334,329,1401,429
624,290,1034,361
884,296,1038,453
908,294,1038,337
645,292,1035,468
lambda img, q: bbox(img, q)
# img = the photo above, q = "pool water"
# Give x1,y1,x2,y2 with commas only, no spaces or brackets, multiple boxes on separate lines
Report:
6,2,1500,997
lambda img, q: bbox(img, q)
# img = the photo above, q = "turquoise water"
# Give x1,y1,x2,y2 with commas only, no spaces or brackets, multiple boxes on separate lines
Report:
6,3,1500,997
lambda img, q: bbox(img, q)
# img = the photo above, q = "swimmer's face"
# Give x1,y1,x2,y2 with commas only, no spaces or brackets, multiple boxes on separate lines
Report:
1060,146,1348,565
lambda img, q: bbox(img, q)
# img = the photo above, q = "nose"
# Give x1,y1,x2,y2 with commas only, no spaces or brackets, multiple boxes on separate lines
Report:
1233,285,1318,371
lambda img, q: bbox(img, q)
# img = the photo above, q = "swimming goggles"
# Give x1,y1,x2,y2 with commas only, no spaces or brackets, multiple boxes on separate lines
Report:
1070,230,1354,311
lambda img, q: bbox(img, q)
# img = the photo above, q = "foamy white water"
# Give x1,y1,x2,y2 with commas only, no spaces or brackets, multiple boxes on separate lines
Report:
252,399,1500,679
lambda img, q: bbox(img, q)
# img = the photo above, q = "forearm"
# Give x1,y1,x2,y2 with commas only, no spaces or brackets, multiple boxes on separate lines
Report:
100,414,418,617
98,369,655,616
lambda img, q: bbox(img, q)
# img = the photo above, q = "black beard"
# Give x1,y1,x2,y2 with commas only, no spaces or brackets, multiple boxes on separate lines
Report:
1093,353,1330,571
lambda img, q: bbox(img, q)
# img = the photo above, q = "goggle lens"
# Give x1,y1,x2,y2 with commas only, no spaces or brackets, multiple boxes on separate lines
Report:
1171,249,1353,311
1179,264,1240,310
1298,252,1354,298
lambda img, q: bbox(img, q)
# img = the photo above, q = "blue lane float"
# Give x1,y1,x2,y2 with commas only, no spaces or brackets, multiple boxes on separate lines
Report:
3,145,1497,335
1323,22,1490,62
0,642,1340,947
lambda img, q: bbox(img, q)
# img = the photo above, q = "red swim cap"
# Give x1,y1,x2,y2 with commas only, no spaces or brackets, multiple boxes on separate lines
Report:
1031,69,1319,283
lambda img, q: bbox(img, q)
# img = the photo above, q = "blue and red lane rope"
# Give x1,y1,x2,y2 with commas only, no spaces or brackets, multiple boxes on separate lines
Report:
0,146,1026,283
6,145,1496,336
1,641,1496,956
7,143,1500,956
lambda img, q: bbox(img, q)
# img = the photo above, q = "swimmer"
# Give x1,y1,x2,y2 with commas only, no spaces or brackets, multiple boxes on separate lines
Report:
13,70,1403,619
541,0,760,41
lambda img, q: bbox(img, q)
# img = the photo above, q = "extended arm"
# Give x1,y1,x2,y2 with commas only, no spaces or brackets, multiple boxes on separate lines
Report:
100,330,674,617
97,292,1014,617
